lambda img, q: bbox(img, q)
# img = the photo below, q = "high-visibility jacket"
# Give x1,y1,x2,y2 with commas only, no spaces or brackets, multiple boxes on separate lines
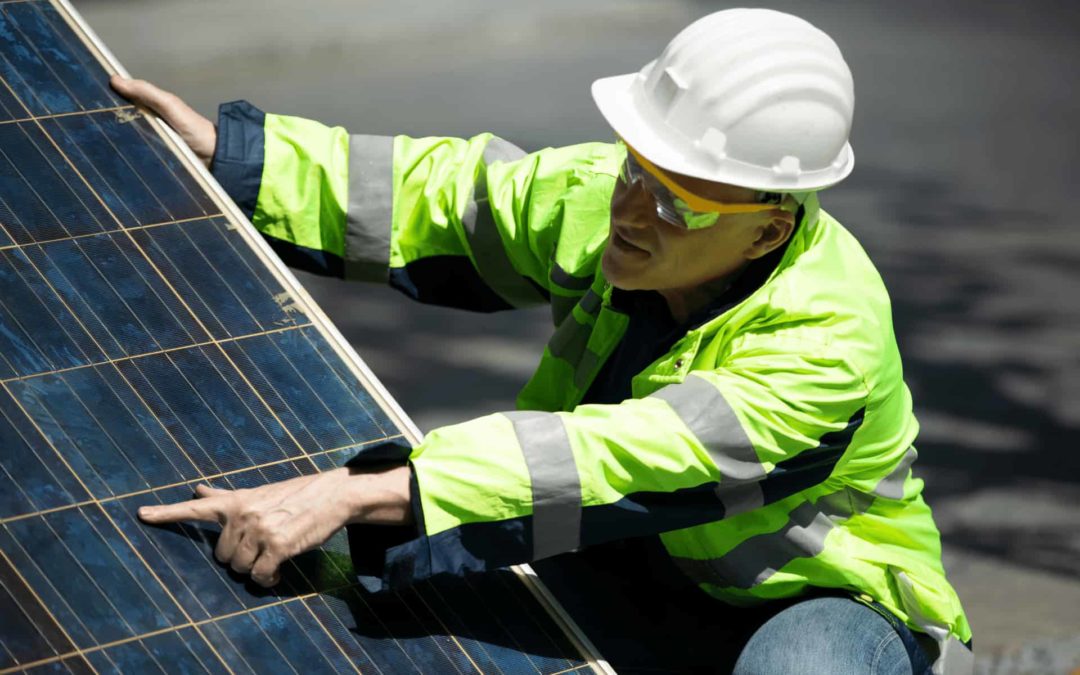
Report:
212,101,973,666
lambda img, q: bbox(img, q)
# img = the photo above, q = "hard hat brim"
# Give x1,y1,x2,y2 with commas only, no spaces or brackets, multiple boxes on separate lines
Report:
591,72,855,192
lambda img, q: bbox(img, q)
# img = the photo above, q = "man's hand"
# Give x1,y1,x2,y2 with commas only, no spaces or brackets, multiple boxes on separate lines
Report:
138,465,412,587
110,76,216,167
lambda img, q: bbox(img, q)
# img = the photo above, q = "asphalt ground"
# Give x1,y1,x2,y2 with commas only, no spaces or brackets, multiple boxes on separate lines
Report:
75,0,1080,671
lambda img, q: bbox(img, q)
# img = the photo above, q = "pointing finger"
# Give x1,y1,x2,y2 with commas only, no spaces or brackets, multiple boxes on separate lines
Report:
138,488,225,524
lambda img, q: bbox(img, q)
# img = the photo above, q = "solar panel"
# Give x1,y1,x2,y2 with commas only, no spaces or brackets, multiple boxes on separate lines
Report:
0,1,606,672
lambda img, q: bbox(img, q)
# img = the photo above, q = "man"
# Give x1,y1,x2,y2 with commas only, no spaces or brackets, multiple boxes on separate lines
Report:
118,8,972,674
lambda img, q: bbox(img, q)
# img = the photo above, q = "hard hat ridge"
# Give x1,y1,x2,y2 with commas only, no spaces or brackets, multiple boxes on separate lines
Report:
592,8,856,192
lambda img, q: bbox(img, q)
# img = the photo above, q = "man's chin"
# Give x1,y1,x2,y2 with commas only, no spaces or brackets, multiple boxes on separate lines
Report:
601,251,649,290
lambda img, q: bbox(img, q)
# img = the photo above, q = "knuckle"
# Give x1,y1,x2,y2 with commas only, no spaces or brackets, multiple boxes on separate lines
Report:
239,508,262,526
251,519,272,539
266,533,288,553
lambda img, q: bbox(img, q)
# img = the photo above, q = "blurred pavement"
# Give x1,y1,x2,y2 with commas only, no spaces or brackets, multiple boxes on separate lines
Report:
74,0,1080,671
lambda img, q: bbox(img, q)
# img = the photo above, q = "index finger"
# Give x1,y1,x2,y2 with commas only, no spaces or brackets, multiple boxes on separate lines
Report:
138,491,225,525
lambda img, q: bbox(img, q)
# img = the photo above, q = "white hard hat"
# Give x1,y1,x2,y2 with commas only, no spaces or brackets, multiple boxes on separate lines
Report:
592,8,855,192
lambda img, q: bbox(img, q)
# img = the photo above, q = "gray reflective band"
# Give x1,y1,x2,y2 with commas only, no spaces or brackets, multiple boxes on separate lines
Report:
548,313,591,367
650,375,765,482
893,569,974,675
463,170,545,308
871,447,917,500
345,134,394,281
550,288,601,330
672,489,874,589
574,348,604,391
551,263,594,292
714,481,764,517
482,136,528,165
503,411,582,559
578,288,602,317
936,636,975,675
547,292,606,391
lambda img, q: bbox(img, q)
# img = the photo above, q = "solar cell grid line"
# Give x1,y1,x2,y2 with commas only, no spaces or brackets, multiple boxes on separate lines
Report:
2,3,600,669
0,0,611,673
19,6,358,669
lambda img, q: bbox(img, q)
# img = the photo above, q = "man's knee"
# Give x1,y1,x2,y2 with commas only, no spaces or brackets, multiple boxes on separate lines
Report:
732,597,913,675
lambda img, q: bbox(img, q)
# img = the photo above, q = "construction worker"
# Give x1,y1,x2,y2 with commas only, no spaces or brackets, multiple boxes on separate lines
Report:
119,8,972,674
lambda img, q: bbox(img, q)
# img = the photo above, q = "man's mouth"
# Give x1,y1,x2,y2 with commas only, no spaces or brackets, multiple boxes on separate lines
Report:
612,227,649,254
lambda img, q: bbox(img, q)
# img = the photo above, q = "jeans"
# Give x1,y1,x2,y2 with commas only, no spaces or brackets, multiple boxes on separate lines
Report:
534,537,935,674
733,596,932,675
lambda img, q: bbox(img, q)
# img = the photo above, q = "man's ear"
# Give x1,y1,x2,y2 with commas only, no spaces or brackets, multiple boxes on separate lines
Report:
746,211,795,260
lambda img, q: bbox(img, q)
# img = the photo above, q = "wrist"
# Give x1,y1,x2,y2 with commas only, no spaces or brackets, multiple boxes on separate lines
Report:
341,464,413,526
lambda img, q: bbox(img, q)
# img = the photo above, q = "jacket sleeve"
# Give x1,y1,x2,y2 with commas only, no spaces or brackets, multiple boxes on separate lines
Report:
211,100,618,311
353,338,872,590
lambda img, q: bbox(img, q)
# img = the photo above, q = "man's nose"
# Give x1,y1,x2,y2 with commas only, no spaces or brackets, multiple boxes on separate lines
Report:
612,180,658,229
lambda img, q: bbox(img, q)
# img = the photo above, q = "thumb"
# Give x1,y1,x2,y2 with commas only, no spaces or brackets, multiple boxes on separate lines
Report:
110,76,216,165
110,76,180,119
194,483,231,498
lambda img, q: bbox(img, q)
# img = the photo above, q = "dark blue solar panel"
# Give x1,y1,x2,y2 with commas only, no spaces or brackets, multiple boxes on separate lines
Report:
0,1,594,672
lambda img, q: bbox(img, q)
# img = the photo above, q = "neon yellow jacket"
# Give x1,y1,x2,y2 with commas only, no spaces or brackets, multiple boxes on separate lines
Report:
212,102,972,656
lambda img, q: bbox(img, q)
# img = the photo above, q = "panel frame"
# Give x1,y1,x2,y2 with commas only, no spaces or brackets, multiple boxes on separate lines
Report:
45,0,613,672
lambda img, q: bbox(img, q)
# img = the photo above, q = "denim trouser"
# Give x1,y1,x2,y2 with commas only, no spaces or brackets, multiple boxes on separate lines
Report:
534,538,935,674
732,595,933,674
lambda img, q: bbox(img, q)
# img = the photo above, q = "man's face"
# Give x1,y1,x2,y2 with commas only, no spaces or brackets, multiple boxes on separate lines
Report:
601,164,790,294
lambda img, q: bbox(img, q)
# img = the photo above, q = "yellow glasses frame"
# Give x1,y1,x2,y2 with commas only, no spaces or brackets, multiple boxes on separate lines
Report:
618,141,781,229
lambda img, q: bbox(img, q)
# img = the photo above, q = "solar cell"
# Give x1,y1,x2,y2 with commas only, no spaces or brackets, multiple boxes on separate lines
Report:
0,0,605,672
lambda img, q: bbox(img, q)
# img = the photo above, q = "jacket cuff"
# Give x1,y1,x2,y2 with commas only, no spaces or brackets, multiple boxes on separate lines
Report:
346,462,534,591
346,465,432,592
211,100,266,220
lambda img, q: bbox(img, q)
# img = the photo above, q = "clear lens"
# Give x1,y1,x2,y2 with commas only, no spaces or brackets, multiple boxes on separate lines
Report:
620,150,718,229
616,142,787,228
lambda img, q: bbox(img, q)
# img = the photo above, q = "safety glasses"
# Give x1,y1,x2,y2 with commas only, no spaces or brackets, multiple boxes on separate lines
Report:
616,140,782,229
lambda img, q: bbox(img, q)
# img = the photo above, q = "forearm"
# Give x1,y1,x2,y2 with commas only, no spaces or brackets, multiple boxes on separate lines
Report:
341,464,414,526
212,103,618,312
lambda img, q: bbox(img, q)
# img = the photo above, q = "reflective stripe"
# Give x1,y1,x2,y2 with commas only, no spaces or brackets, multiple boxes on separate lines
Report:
871,447,917,500
650,375,766,482
548,287,600,330
345,134,394,281
578,288,603,317
482,136,528,165
574,348,604,391
548,313,592,367
503,411,582,559
462,170,545,307
551,263,594,292
713,481,764,517
672,488,874,589
936,636,975,675
653,373,862,520
547,289,606,390
893,570,975,675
